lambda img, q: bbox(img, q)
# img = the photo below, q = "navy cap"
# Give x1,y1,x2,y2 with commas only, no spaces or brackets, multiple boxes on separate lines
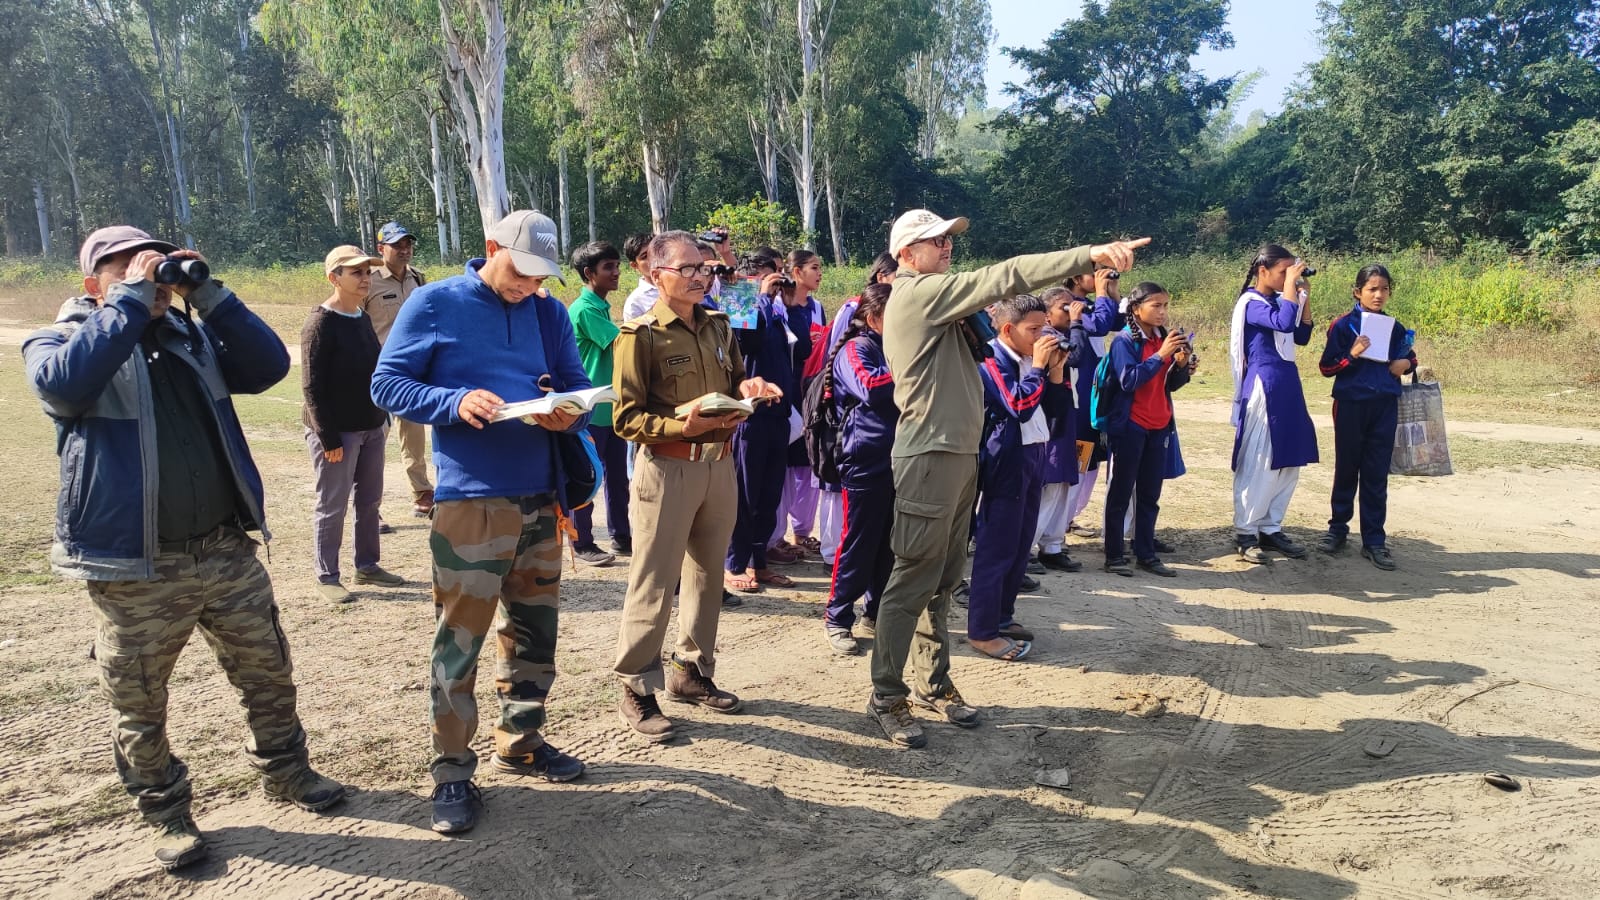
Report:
377,222,416,245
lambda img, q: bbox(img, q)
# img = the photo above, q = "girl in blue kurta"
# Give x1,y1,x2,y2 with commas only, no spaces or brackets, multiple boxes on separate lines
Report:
1228,244,1318,563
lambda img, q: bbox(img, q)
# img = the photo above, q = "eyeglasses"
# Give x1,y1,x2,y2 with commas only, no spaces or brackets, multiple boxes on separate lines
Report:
914,235,953,249
652,262,710,279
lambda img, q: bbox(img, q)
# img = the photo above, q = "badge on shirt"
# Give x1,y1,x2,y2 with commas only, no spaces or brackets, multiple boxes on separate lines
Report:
666,354,692,368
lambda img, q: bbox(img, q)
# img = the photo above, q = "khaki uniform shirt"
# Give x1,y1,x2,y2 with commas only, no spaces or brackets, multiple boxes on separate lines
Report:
363,265,426,344
882,246,1094,458
613,298,745,445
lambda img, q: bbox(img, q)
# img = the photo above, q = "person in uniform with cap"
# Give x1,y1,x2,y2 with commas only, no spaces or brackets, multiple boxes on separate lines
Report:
22,226,347,870
610,231,782,743
370,210,592,835
301,245,408,602
865,209,1150,749
364,221,434,519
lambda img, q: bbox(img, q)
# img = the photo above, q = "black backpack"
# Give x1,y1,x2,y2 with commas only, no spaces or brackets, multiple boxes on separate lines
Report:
802,338,851,486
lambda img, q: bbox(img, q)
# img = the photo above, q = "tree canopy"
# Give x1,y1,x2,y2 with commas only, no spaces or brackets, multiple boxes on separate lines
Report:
0,0,1596,264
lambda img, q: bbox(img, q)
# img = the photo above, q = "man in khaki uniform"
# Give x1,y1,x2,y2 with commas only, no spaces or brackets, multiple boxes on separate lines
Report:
867,209,1150,749
611,231,781,742
364,221,434,518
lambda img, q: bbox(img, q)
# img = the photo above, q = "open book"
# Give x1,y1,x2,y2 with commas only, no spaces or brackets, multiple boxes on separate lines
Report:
490,386,618,423
673,392,774,420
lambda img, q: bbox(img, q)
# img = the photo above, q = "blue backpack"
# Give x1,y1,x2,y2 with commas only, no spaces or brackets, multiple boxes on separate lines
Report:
1088,331,1127,432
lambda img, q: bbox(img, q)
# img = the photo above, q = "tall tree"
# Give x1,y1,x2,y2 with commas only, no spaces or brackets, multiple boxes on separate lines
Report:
905,0,991,160
987,0,1233,251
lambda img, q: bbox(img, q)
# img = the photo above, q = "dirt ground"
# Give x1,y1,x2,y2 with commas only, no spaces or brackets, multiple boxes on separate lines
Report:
1,301,1598,900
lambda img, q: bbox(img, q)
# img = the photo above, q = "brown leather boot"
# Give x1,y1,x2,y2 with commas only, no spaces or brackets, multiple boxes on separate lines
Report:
663,657,743,713
619,688,676,743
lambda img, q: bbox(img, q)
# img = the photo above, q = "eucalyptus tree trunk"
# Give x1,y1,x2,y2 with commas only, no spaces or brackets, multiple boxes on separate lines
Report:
32,180,51,257
585,135,596,243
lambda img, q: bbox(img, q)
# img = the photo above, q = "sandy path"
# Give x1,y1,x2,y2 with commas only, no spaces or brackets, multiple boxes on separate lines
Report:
2,329,1598,898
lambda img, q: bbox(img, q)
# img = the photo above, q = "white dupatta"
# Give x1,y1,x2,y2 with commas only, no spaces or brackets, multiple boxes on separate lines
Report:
1229,290,1297,427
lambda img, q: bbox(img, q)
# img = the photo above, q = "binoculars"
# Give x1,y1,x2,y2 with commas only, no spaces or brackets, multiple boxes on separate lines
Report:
154,257,209,286
1295,258,1318,277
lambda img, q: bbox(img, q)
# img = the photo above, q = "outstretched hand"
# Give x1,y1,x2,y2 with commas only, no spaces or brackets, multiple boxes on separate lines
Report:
1089,237,1151,273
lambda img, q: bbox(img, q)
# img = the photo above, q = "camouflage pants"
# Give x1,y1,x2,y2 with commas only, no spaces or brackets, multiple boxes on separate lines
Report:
429,496,562,784
85,527,307,824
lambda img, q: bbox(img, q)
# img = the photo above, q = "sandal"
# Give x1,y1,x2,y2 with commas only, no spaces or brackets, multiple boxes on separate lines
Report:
754,569,795,588
725,571,764,593
974,637,1031,662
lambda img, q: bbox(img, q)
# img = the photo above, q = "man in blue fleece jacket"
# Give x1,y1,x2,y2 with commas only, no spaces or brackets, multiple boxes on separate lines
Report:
371,210,591,835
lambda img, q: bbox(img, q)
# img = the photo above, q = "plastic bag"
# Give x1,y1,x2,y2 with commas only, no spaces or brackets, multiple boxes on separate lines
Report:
1391,375,1453,476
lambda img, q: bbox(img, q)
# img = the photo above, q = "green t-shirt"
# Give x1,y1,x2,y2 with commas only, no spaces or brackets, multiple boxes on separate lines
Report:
567,287,621,427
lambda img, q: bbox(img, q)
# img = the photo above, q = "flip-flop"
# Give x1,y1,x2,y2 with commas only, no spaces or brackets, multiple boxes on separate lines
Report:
725,572,764,593
975,637,1031,662
754,569,795,588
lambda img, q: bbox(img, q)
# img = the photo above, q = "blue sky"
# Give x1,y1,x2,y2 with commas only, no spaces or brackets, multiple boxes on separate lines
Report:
985,0,1326,120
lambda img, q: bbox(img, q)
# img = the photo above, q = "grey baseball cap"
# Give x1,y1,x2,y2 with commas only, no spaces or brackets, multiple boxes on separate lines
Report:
78,226,179,277
486,210,565,284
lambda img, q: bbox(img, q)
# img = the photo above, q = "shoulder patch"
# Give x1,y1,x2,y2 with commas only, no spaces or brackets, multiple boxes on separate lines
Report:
704,308,728,319
620,315,657,333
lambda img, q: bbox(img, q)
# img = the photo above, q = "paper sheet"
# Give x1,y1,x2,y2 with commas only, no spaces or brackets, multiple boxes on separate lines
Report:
1358,312,1396,361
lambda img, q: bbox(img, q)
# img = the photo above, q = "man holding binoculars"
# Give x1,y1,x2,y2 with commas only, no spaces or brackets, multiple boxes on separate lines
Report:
22,226,346,871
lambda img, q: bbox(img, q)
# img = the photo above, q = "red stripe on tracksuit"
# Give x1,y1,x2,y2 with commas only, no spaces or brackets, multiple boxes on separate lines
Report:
983,357,1043,412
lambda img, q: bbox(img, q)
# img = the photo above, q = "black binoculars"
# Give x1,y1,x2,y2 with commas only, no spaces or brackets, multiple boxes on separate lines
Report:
154,257,209,286
698,230,728,244
1295,258,1318,277
1105,269,1120,280
704,263,735,279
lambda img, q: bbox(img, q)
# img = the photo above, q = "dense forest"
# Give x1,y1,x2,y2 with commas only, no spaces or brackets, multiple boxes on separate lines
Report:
0,0,1596,265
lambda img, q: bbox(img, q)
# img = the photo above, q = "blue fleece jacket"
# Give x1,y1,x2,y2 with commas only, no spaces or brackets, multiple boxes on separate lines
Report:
370,259,590,501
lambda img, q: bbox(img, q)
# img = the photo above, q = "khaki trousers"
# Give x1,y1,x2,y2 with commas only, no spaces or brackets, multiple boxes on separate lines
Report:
396,416,433,496
614,450,737,694
869,451,977,701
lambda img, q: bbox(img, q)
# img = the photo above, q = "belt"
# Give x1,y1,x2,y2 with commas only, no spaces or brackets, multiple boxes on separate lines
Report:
157,523,243,556
647,440,732,462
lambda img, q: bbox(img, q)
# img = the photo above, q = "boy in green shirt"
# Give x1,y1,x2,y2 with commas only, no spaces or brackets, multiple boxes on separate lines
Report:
566,241,629,565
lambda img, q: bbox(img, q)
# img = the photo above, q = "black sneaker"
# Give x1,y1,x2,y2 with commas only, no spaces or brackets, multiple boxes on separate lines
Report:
1362,545,1397,570
430,780,482,834
1153,537,1177,554
1019,574,1041,592
1026,559,1047,575
1037,552,1083,572
573,544,615,567
1317,532,1347,554
1136,557,1177,577
721,589,743,609
1260,531,1308,559
492,744,586,782
1104,557,1133,577
611,535,633,555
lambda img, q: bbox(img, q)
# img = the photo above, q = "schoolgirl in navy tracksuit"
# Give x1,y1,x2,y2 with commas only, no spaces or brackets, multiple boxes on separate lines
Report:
1098,282,1195,577
1316,264,1417,570
726,259,802,593
1064,269,1127,536
824,284,896,655
969,294,1073,661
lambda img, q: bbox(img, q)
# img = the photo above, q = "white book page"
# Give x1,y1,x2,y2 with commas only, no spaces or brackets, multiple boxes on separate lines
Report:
1358,312,1396,361
490,386,618,422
